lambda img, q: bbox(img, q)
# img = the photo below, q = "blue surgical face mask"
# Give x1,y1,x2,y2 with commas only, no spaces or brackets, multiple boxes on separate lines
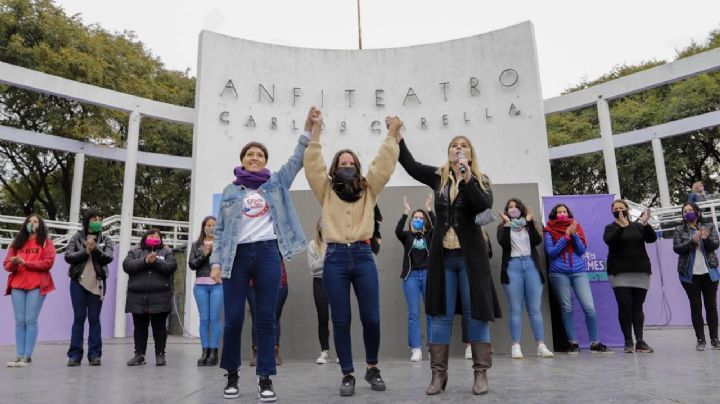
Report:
26,223,36,234
411,218,425,231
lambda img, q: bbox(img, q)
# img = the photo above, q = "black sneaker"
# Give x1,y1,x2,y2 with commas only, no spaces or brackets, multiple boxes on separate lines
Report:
364,367,386,391
566,342,580,354
67,358,81,367
88,357,101,366
257,376,277,402
590,342,613,353
623,342,634,353
697,339,707,351
340,375,355,396
156,353,166,366
635,341,654,353
126,353,146,366
224,371,240,399
711,338,720,350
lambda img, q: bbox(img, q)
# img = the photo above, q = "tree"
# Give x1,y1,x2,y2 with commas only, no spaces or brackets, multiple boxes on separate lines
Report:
0,0,195,220
548,27,720,205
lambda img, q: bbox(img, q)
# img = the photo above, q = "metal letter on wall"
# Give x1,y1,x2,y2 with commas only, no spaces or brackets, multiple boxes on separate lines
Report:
470,77,480,96
293,88,301,105
485,108,493,119
219,111,230,124
508,103,521,116
245,115,257,127
221,79,239,98
404,87,421,105
345,89,355,107
271,117,278,129
370,121,381,133
499,69,519,87
420,117,428,129
442,115,449,126
439,82,450,101
258,84,275,102
464,112,470,124
339,121,347,133
375,89,385,107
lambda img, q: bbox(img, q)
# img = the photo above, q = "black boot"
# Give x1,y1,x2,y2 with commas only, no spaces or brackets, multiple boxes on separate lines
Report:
206,348,219,366
197,348,209,366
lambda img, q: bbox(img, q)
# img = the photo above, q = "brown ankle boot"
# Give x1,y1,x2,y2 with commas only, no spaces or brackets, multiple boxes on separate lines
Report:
426,344,449,395
471,342,492,395
250,346,257,367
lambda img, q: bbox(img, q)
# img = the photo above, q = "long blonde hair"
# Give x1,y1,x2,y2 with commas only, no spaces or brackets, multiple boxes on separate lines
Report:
439,135,488,192
314,218,324,256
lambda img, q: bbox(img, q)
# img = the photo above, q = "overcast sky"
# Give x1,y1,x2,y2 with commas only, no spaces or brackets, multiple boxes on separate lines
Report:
54,0,719,97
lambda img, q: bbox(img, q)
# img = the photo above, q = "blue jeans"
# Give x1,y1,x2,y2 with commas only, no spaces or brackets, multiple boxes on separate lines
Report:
194,283,223,349
402,269,430,349
248,284,289,346
428,253,490,344
11,288,46,357
502,256,545,343
220,240,281,376
549,271,598,342
323,242,380,374
68,280,104,360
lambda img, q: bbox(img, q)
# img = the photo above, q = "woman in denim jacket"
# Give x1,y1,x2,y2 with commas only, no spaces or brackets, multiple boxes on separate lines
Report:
673,202,720,351
210,107,315,402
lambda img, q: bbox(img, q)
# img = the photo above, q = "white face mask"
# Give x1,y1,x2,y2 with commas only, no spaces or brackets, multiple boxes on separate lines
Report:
204,227,214,237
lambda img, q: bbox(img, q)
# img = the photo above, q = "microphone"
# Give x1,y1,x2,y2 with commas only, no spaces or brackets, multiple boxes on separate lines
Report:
457,151,467,175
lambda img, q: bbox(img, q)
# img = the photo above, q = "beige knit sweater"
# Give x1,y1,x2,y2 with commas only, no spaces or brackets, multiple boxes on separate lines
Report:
304,135,399,244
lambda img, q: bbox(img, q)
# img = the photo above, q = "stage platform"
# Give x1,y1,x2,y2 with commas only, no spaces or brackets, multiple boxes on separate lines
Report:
0,327,716,403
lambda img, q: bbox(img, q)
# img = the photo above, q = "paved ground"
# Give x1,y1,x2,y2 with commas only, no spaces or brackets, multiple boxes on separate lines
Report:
0,327,718,403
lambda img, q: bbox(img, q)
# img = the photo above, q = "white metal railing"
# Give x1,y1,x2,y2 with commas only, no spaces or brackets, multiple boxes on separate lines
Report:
0,214,189,252
625,198,720,234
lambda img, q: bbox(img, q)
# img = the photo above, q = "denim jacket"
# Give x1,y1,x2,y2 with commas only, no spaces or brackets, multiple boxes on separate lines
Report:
673,222,720,284
210,135,309,278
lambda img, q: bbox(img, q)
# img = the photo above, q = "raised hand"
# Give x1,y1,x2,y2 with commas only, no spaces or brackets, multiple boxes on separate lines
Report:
425,192,433,211
617,210,630,227
701,227,710,240
640,208,650,225
310,106,323,126
499,210,510,224
526,207,534,221
403,195,411,214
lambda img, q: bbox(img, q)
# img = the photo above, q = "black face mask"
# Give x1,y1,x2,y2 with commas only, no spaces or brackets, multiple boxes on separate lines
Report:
613,210,626,219
336,167,357,181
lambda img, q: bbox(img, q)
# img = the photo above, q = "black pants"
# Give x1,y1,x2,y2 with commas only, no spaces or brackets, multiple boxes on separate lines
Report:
612,287,648,343
132,312,169,355
681,274,719,341
313,277,330,351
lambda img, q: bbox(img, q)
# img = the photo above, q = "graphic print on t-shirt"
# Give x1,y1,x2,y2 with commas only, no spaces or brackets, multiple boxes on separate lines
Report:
242,192,269,218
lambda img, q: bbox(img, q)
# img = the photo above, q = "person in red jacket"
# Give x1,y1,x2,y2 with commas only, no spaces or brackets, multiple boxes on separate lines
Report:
3,214,56,367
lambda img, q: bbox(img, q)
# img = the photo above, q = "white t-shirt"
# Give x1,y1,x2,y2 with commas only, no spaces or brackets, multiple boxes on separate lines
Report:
236,191,277,245
510,228,532,257
693,242,709,275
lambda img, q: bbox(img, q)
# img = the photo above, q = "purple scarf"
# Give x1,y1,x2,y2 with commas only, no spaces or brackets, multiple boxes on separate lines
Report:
233,166,271,189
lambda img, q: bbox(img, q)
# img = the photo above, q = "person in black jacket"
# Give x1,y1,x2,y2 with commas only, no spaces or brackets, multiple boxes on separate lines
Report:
395,193,435,362
188,215,221,366
123,228,177,366
64,208,114,367
497,199,553,360
398,133,500,396
603,200,657,353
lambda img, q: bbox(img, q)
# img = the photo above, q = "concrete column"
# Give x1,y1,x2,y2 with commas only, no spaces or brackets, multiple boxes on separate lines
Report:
68,152,85,229
114,110,141,338
652,137,672,207
597,97,621,198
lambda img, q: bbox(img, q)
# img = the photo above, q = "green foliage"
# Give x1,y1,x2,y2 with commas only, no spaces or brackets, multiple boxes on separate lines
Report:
548,26,720,205
0,0,194,220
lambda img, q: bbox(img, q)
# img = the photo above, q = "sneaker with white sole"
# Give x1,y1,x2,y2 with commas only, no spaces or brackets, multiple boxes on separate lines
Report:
537,344,554,358
464,345,472,360
223,371,240,399
511,344,523,359
316,350,329,364
410,348,422,362
6,357,22,367
257,376,277,402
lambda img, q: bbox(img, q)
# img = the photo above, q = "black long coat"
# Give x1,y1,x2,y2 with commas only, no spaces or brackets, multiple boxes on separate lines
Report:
398,139,501,321
123,246,177,314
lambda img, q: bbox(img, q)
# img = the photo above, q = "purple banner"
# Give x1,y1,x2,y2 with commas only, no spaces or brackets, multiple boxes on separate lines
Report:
542,194,624,347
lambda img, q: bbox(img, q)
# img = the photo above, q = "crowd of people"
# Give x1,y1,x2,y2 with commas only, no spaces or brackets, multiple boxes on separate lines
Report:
3,106,720,402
